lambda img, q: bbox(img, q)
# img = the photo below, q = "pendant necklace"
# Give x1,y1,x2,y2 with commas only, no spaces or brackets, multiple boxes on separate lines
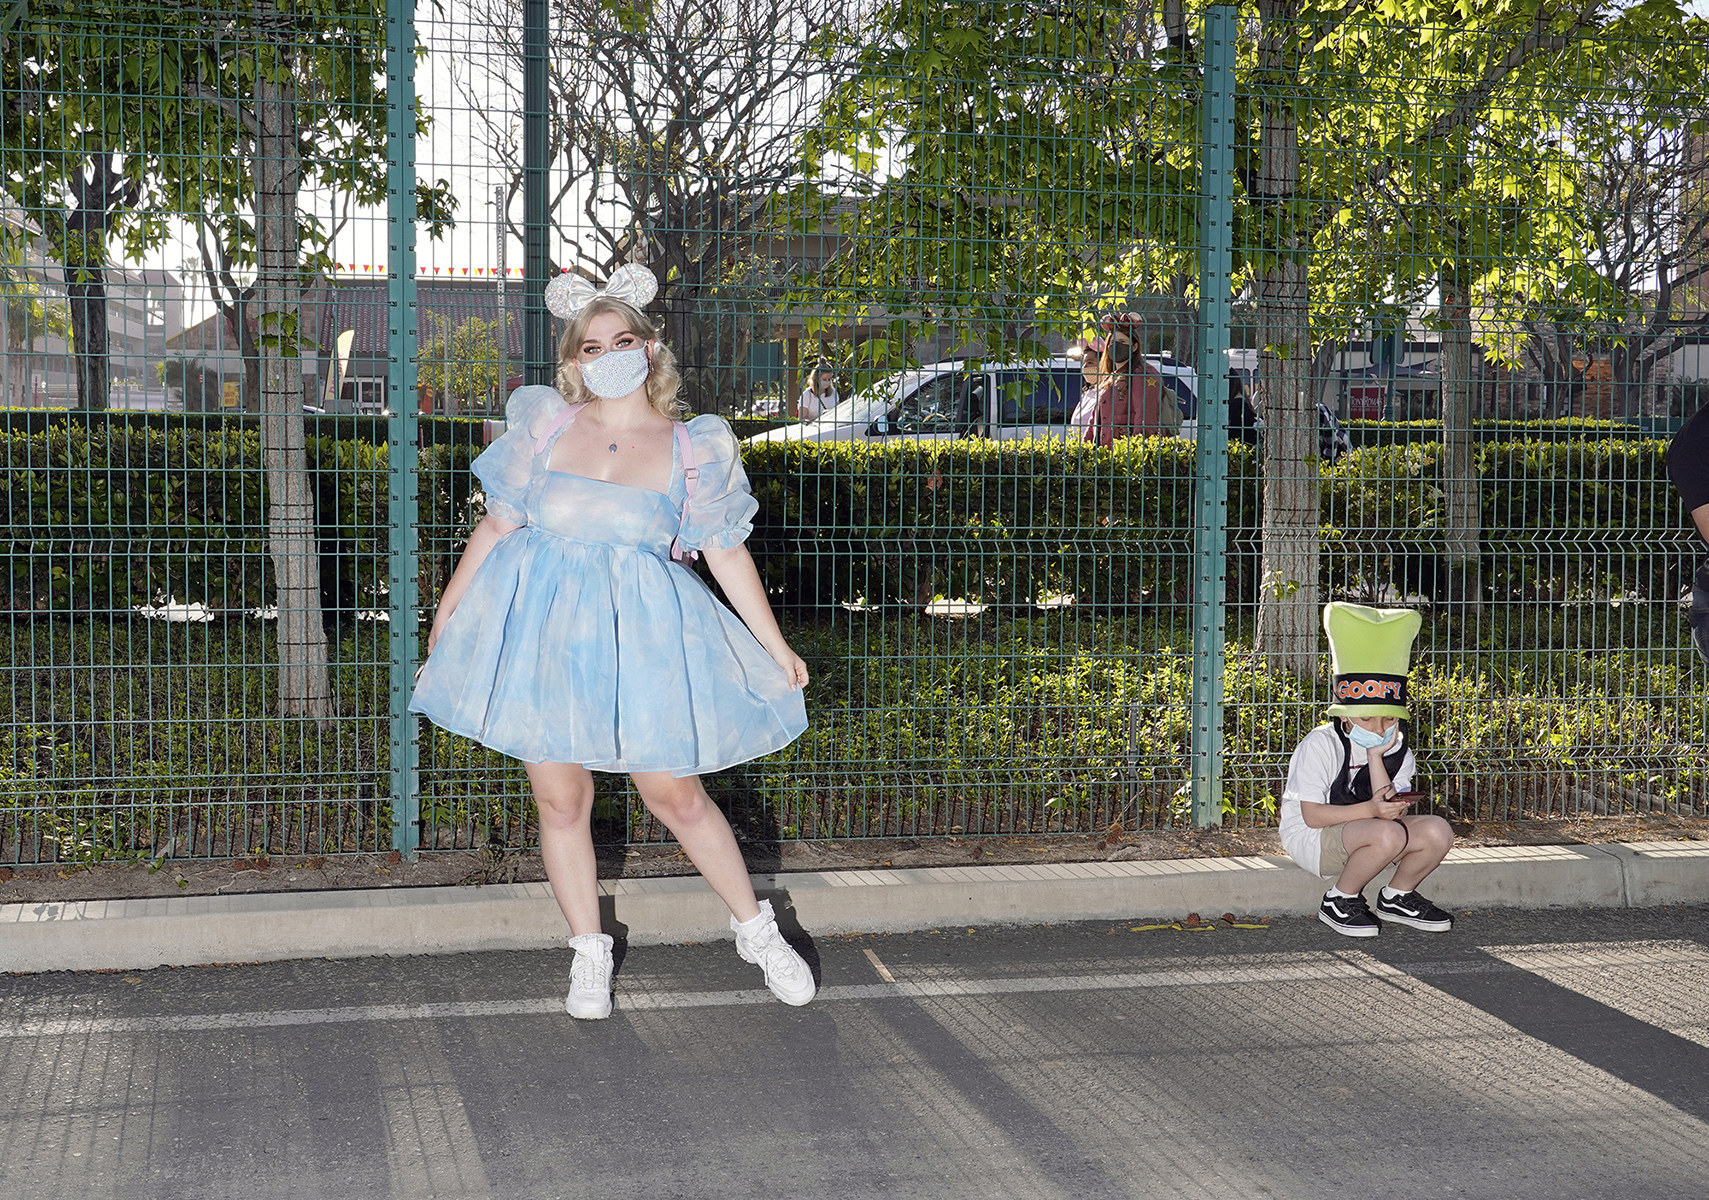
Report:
595,408,646,453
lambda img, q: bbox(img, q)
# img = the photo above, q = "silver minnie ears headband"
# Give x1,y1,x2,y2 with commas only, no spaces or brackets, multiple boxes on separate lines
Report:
543,263,660,320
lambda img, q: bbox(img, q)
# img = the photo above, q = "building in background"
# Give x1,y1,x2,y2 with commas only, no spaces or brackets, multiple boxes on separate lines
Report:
1,201,183,409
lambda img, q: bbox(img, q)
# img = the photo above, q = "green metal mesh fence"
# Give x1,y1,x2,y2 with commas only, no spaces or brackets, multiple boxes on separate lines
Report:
1,0,1705,867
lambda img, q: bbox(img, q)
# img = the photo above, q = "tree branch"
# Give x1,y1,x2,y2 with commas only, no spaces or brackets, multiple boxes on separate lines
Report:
1363,6,1598,194
180,83,259,141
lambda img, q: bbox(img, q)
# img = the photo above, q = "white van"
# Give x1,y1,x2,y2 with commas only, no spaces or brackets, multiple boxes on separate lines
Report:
742,356,1214,448
744,358,1088,446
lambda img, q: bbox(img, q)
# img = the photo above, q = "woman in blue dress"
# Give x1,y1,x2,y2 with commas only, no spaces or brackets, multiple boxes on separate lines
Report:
411,265,814,1019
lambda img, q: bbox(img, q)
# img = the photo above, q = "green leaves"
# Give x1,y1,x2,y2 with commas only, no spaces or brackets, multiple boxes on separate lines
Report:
3,0,413,270
792,0,1203,366
416,314,515,409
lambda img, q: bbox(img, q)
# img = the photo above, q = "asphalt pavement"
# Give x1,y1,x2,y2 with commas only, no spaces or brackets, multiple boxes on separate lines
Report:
4,903,1708,1199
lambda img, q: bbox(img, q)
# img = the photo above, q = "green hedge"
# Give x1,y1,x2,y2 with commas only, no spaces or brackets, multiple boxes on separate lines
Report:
3,607,1700,862
2,407,784,447
2,424,1694,617
2,423,477,614
1341,417,1672,450
1324,436,1695,601
726,415,793,440
0,407,491,448
742,437,1260,609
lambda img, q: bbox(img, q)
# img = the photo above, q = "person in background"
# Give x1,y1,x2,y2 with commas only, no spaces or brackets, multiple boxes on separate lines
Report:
1073,335,1106,394
798,366,837,422
1226,369,1261,448
1072,312,1180,445
1666,402,1709,666
1067,336,1104,434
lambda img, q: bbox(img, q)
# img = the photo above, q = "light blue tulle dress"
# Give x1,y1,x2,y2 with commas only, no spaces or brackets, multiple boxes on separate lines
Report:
410,385,808,775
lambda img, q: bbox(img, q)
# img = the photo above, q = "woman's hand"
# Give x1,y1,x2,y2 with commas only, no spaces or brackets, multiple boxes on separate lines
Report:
702,545,809,691
771,645,810,690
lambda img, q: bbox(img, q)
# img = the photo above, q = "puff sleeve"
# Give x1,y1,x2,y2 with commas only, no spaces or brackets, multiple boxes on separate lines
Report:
470,385,564,524
677,414,760,552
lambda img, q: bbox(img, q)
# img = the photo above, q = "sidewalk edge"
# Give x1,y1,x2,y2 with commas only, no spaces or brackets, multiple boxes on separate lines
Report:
4,843,1703,975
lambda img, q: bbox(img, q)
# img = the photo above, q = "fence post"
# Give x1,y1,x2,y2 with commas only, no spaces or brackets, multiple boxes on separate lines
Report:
522,0,552,382
386,0,422,857
1189,4,1236,829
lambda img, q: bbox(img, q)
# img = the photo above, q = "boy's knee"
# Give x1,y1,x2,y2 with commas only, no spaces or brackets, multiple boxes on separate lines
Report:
1415,814,1454,851
1362,821,1408,859
1346,817,1401,864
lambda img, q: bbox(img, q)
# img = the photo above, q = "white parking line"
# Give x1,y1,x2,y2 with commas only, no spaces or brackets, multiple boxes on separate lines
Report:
6,942,1701,1039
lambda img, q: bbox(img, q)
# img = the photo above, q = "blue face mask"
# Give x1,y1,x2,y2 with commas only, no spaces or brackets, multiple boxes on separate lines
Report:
1346,722,1394,750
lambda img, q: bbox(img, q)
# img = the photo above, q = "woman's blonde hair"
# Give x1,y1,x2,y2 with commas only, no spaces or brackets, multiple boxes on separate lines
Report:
554,296,685,418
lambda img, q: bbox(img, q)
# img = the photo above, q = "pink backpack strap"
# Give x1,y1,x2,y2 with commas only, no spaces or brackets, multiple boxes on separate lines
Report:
532,402,587,455
670,422,699,562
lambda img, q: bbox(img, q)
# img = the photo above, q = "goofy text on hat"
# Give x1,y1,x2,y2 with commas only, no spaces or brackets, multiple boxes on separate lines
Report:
1323,602,1422,720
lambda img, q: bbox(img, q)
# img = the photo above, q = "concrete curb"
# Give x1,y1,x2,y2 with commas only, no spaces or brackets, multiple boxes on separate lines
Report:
3,842,1706,975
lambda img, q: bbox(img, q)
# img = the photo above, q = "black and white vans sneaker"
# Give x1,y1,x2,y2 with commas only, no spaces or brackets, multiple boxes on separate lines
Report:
1374,889,1454,932
1319,891,1380,938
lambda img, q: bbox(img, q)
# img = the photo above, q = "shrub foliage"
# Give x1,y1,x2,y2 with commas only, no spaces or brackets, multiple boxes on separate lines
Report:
5,421,1691,615
1,424,1701,861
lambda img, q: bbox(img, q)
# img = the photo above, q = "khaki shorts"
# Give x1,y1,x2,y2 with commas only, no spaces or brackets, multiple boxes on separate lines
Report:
1318,825,1349,880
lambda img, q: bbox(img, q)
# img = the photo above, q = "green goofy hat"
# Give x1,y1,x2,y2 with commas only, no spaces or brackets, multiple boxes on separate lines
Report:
1324,602,1422,719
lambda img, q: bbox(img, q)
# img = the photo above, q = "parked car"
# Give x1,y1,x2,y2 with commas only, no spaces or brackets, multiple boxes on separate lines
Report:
744,356,1351,463
743,358,1090,447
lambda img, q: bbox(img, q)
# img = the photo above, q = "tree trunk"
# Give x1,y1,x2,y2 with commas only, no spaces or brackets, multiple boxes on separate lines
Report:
216,302,262,412
1167,273,1198,370
1438,269,1480,607
1162,0,1189,54
1611,336,1663,421
6,334,23,408
1252,0,1319,674
60,156,131,411
254,6,331,721
662,296,718,415
63,249,109,411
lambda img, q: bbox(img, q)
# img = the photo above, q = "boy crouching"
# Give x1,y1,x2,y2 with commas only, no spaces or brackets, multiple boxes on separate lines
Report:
1278,603,1456,937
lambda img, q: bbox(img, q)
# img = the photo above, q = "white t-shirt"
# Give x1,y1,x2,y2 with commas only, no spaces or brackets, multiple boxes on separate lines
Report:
1069,383,1101,434
1278,722,1415,876
799,386,836,422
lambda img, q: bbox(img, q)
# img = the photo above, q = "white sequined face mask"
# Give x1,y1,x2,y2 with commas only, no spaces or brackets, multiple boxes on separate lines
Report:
578,344,651,399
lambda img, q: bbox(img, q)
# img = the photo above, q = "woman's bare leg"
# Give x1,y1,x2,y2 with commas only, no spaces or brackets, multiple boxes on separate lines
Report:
524,761,602,936
630,771,760,922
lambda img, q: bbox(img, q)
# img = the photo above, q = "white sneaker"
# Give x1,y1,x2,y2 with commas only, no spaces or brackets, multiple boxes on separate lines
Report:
733,899,816,1006
565,932,614,1019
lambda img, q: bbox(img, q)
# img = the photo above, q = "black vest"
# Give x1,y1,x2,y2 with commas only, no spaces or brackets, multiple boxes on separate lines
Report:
1327,723,1408,806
